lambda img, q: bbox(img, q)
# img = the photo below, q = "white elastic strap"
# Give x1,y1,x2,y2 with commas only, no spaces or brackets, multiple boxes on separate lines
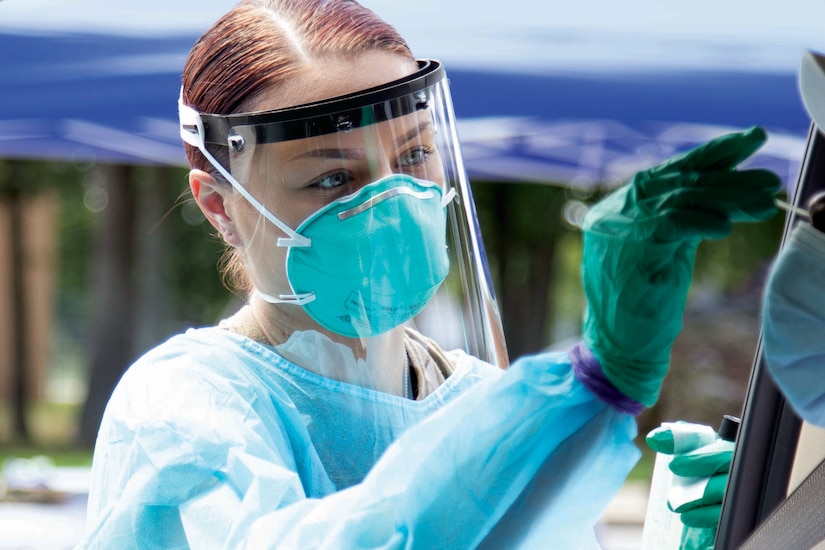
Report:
202,146,311,248
255,289,316,306
178,88,205,148
177,91,310,248
441,187,457,207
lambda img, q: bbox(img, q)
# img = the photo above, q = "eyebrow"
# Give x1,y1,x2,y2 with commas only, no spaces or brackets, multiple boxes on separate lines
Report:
393,120,433,149
289,148,365,161
287,120,433,162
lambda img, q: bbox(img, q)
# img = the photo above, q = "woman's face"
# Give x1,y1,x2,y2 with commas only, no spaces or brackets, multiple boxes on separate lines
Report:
227,51,445,302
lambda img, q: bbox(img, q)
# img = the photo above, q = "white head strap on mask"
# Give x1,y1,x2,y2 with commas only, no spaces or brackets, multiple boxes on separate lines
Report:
179,89,314,305
178,88,310,249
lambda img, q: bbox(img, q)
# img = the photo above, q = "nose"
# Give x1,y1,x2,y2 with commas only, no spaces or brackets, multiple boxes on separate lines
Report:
365,142,396,183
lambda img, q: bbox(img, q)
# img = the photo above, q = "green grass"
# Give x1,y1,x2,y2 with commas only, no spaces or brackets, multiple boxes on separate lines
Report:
627,448,655,483
0,400,91,467
0,446,92,467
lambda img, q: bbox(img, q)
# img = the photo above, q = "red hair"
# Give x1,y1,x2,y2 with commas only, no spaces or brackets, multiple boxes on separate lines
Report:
182,0,413,174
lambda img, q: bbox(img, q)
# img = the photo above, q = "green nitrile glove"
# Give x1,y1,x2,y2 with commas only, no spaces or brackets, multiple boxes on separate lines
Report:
645,421,717,455
581,127,780,406
646,422,734,533
675,474,728,528
669,444,733,479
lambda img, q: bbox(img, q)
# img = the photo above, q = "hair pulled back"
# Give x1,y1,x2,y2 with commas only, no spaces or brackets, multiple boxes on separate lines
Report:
183,0,412,173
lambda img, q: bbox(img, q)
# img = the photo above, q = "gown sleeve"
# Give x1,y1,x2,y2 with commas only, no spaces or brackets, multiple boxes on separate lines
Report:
763,222,825,427
80,339,638,550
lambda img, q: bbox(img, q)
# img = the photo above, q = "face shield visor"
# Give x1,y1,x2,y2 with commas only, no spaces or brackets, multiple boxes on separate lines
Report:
180,59,508,372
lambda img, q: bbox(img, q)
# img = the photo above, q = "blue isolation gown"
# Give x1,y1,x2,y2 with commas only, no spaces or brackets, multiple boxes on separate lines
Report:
763,222,825,427
80,326,639,549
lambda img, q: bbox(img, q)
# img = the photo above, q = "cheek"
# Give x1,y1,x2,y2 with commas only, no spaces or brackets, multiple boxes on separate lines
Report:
242,228,292,293
417,149,446,187
430,163,446,187
229,202,292,292
242,178,321,229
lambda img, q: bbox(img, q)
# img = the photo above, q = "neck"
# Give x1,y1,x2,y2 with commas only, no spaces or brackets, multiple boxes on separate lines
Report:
248,294,409,396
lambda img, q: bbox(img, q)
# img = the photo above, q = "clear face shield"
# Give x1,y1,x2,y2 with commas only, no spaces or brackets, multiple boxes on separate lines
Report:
180,60,508,381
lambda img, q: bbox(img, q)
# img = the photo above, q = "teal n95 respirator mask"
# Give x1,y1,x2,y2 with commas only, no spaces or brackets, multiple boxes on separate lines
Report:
275,174,451,338
179,60,509,365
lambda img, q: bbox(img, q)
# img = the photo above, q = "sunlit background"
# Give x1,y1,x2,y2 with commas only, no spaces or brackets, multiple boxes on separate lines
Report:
1,0,824,547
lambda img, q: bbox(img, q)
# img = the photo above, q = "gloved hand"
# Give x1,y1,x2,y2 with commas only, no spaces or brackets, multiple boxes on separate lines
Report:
646,422,734,530
581,127,781,406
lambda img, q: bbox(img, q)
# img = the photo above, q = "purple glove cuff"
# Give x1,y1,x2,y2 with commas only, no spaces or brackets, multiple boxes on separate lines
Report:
571,342,645,416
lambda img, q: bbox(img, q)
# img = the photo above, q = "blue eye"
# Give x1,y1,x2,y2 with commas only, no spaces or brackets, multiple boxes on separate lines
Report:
312,171,351,189
398,146,434,167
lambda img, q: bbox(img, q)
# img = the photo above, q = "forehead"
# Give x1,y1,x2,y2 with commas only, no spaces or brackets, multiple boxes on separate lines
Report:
246,51,419,112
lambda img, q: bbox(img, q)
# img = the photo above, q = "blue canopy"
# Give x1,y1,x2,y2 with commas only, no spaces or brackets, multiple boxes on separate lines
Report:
2,0,822,189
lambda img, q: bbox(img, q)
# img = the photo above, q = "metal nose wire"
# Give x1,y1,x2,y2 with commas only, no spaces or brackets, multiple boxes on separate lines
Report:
338,187,435,220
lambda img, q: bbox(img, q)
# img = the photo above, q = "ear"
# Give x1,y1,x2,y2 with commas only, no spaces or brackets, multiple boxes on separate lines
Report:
189,169,242,247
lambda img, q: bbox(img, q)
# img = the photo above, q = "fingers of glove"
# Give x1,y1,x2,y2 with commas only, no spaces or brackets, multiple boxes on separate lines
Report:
704,473,729,503
636,191,776,242
646,422,718,454
669,473,728,513
670,449,733,477
651,181,779,223
680,504,722,529
674,475,728,530
637,168,781,210
652,209,732,242
651,126,767,174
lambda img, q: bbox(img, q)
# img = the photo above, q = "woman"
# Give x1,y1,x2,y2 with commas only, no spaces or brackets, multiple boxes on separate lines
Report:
80,1,780,547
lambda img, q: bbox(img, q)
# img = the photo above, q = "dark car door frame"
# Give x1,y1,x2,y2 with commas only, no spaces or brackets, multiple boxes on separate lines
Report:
716,122,825,549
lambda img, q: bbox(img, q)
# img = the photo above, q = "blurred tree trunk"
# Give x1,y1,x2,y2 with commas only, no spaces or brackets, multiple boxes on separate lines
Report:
474,181,568,360
78,164,137,447
6,164,31,443
0,160,63,444
134,166,173,352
